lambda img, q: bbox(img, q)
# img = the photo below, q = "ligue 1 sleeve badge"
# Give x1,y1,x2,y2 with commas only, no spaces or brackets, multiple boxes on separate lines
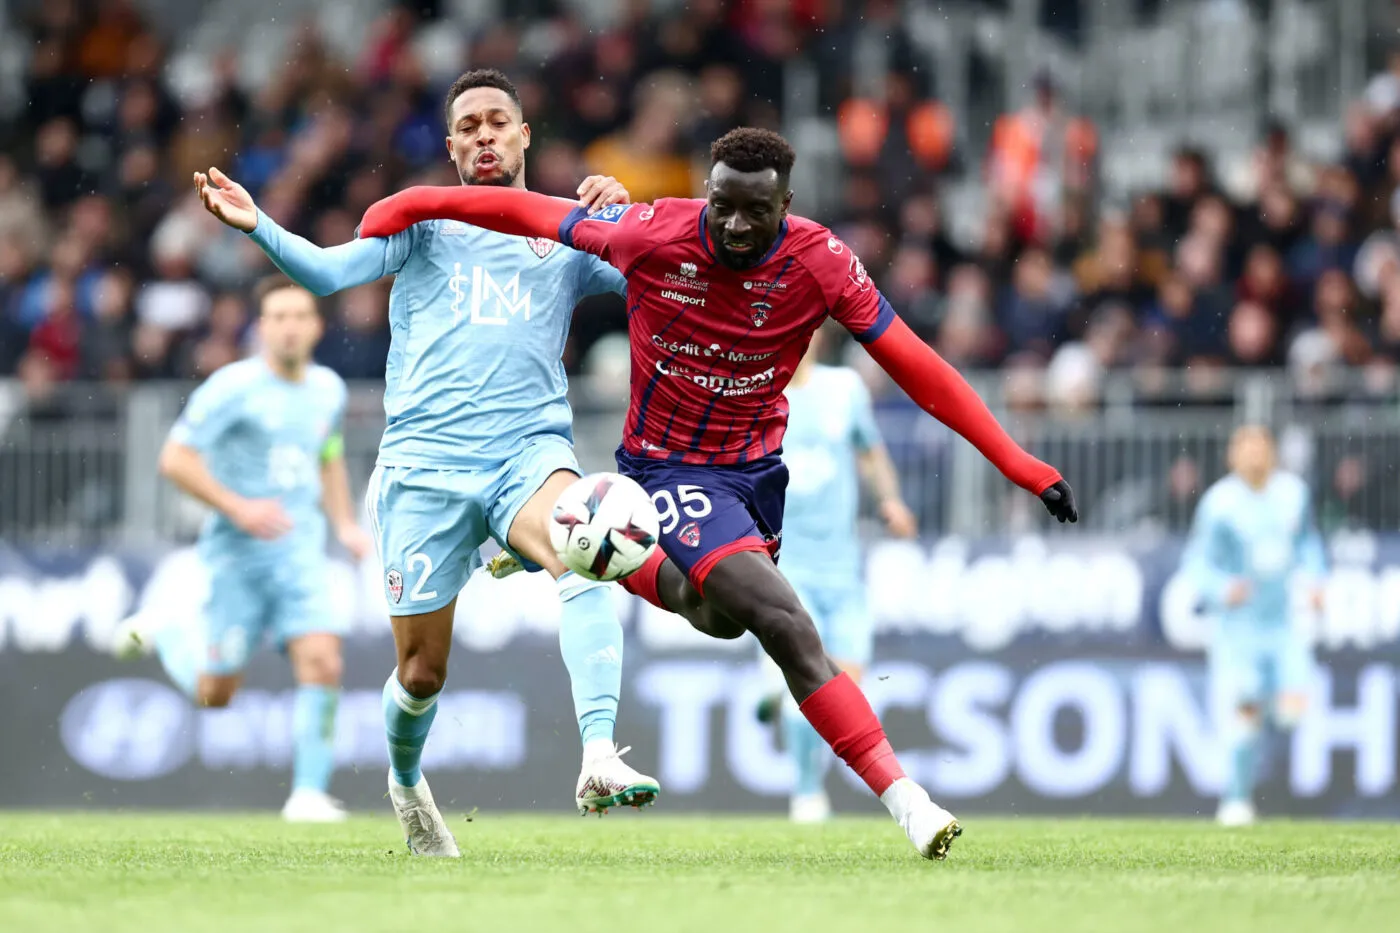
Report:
386,569,404,604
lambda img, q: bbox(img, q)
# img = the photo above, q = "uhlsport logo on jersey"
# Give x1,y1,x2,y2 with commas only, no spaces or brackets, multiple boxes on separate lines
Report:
386,569,403,604
677,521,701,548
662,289,705,307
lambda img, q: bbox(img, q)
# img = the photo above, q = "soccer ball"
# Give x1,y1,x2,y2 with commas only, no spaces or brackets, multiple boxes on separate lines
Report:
550,472,661,581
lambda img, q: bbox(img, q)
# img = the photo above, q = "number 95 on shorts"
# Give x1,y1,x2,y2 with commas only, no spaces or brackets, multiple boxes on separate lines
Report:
614,446,788,592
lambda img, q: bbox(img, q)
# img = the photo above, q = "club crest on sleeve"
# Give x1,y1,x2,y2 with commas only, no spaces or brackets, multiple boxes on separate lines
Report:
677,521,701,548
750,301,773,327
386,569,403,604
526,237,556,259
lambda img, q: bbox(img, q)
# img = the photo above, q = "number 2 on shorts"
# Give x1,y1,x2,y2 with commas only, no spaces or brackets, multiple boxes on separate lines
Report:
407,551,438,602
652,484,713,535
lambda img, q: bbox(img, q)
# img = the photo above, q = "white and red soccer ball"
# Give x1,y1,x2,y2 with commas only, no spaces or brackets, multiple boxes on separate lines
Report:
550,473,660,581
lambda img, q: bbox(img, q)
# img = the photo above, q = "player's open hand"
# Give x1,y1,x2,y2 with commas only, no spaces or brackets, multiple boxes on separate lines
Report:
337,523,373,562
231,497,293,540
576,175,630,214
1039,479,1078,523
879,498,919,539
194,166,258,232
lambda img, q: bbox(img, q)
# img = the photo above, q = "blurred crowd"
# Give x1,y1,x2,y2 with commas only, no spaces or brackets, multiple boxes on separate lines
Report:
5,0,1400,419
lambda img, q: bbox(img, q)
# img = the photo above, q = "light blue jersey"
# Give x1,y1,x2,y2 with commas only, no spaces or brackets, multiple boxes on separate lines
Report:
167,357,348,670
247,207,626,614
250,209,625,469
1183,471,1326,703
169,357,347,554
779,364,882,664
781,365,882,582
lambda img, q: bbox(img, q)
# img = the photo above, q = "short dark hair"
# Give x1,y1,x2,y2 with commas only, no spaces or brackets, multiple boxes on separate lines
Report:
252,273,316,314
444,69,522,127
710,127,796,183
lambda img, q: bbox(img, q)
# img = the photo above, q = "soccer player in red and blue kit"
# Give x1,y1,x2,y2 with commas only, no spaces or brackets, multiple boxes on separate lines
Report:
358,128,1079,860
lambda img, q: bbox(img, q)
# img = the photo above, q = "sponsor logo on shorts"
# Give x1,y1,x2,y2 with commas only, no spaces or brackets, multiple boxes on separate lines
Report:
662,289,706,307
386,569,403,604
678,522,701,548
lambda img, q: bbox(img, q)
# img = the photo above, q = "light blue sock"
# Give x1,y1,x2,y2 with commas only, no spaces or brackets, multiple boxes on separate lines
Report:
152,619,202,699
557,573,622,746
292,685,339,793
784,702,829,797
383,670,439,787
1224,721,1261,804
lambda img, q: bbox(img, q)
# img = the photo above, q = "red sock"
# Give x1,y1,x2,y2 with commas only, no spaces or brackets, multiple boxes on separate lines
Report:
619,547,668,610
799,672,907,796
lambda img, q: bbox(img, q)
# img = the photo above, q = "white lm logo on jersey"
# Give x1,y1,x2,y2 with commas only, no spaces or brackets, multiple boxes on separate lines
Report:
448,263,535,326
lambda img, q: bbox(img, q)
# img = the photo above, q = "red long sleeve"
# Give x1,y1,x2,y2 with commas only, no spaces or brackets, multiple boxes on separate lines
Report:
864,316,1061,495
358,185,572,240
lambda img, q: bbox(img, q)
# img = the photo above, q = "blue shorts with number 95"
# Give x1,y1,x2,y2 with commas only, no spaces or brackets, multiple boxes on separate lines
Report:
615,446,788,595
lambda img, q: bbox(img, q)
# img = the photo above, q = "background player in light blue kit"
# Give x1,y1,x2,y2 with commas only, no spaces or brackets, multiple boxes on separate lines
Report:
115,274,372,823
1183,424,1326,827
761,326,919,823
193,69,653,855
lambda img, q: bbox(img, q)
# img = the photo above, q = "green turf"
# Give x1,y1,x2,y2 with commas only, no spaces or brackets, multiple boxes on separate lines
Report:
1,813,1396,933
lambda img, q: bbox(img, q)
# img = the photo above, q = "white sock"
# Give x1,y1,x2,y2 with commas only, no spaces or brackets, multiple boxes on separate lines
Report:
879,777,927,822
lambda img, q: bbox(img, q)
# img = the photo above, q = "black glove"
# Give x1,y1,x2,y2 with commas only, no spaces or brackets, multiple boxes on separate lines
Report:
1039,480,1078,524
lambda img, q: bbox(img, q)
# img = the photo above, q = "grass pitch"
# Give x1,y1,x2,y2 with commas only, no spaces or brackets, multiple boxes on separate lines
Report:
1,813,1395,933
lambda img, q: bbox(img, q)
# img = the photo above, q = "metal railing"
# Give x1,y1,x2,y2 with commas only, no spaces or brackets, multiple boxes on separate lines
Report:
3,369,1399,546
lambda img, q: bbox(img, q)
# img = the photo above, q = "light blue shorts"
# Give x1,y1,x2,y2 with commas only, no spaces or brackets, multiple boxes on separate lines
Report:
366,434,579,616
200,542,344,676
784,569,872,667
1210,625,1313,708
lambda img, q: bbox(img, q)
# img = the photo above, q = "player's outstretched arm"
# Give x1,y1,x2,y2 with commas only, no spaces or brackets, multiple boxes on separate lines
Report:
195,167,392,297
358,185,575,241
863,316,1078,522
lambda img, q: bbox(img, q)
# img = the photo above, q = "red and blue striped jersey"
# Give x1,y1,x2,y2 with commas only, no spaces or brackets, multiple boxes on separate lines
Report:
560,198,896,465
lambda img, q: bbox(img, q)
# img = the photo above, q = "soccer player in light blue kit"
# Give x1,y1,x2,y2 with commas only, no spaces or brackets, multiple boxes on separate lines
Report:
761,326,919,823
193,70,656,856
114,274,373,822
1183,424,1326,826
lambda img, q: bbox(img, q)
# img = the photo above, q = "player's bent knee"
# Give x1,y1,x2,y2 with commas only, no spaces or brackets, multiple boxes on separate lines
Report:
196,675,240,708
398,657,447,699
298,651,343,687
